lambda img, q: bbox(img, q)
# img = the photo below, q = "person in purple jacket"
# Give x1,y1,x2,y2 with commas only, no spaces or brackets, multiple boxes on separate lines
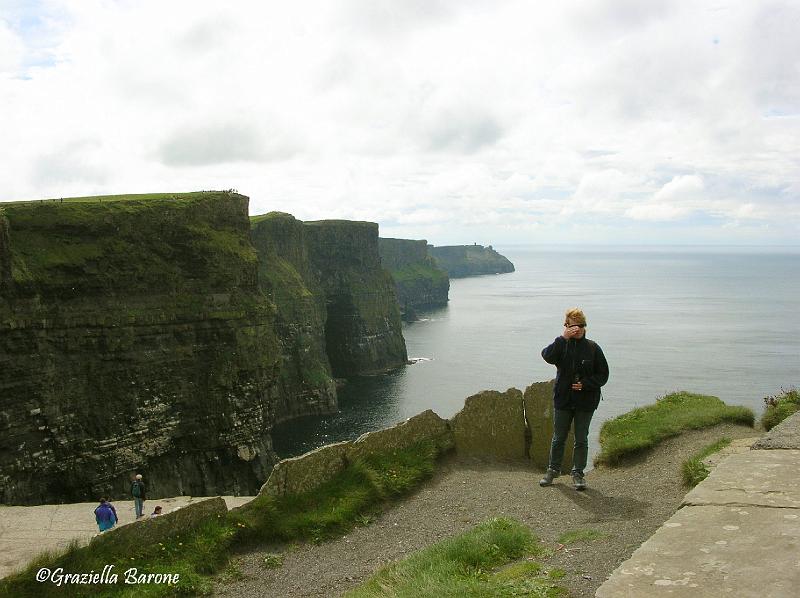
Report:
94,498,118,532
539,307,609,491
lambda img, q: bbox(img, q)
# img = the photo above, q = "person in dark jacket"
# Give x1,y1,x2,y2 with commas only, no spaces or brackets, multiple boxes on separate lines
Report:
539,307,609,490
94,498,118,532
131,474,146,519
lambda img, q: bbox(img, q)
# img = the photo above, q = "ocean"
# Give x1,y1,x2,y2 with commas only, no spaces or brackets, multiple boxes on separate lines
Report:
271,245,800,462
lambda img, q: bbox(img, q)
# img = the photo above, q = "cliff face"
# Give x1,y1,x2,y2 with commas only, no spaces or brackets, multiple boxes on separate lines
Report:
0,194,406,505
250,213,337,421
429,244,515,278
305,221,408,376
0,193,282,504
378,238,449,317
0,210,10,293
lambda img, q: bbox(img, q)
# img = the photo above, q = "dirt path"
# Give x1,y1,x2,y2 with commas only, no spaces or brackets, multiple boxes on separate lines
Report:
215,423,758,598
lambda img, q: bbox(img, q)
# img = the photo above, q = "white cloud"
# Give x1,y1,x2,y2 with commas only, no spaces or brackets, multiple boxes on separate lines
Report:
0,0,798,245
0,20,24,74
626,175,704,221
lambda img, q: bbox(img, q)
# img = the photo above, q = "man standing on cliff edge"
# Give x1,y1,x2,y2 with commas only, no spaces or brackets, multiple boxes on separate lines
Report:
131,473,146,519
539,308,609,490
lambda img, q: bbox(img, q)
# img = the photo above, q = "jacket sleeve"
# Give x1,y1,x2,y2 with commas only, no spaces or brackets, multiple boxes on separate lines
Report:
541,336,567,365
581,344,609,391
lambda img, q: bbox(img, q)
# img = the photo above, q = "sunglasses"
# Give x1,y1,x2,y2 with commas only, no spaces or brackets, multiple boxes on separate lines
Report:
564,323,586,328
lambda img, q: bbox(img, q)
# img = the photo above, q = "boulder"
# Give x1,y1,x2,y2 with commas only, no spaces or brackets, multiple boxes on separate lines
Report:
524,381,574,471
450,388,526,460
258,441,352,498
348,409,453,461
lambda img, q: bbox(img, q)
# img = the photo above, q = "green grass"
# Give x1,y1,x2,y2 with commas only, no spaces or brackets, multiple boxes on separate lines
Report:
681,437,732,487
4,191,234,206
595,391,754,466
0,442,441,598
390,261,448,285
344,518,567,598
3,190,257,297
761,388,800,431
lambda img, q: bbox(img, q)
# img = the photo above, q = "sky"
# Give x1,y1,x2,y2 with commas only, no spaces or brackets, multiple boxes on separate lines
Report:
0,0,798,246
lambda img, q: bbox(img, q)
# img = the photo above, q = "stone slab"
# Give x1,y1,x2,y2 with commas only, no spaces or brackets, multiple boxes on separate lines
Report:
259,441,352,498
0,495,253,579
683,449,800,509
348,409,454,462
523,381,574,471
752,410,800,450
595,504,800,597
450,388,527,460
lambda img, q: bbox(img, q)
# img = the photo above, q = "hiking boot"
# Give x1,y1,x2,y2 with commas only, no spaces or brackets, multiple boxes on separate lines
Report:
572,472,587,491
539,469,558,487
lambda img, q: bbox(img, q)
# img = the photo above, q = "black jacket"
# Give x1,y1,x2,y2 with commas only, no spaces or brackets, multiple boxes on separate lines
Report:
541,335,609,411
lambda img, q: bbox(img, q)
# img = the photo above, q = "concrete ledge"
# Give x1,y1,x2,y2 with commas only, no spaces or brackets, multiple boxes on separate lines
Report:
595,504,800,597
597,414,800,597
683,449,800,509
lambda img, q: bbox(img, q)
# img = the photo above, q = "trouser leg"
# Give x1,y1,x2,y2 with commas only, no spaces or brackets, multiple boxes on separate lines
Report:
548,408,575,473
571,409,595,475
134,497,143,518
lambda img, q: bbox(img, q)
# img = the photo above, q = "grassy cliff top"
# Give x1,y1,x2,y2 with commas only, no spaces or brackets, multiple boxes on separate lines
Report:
250,211,298,226
304,219,377,228
1,191,256,297
2,190,238,207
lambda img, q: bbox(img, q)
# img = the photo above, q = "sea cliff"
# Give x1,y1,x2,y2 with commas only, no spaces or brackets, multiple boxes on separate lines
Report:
0,192,406,504
378,237,449,318
429,244,515,278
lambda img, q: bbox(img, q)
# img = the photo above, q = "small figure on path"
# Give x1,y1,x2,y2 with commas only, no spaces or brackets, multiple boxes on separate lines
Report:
131,473,146,519
539,307,609,490
150,505,163,518
94,498,118,532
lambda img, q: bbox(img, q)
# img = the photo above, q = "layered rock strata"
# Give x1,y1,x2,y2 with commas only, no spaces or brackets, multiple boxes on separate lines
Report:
305,220,407,376
378,237,449,318
0,193,406,505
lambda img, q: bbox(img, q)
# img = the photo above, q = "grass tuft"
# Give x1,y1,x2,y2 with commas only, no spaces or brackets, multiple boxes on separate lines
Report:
345,518,566,598
681,437,732,487
760,388,800,431
595,391,754,466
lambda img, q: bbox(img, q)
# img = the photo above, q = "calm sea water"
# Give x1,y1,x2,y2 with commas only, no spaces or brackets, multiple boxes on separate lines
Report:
272,245,800,463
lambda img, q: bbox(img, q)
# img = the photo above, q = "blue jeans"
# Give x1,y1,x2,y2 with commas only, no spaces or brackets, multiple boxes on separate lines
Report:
548,408,594,475
134,497,144,518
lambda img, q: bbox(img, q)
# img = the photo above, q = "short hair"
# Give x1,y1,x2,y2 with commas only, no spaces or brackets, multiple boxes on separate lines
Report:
565,307,587,326
99,497,107,503
135,474,143,480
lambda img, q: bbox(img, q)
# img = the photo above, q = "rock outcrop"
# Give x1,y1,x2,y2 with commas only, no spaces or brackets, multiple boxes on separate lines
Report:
0,193,407,505
429,244,515,278
378,238,449,318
